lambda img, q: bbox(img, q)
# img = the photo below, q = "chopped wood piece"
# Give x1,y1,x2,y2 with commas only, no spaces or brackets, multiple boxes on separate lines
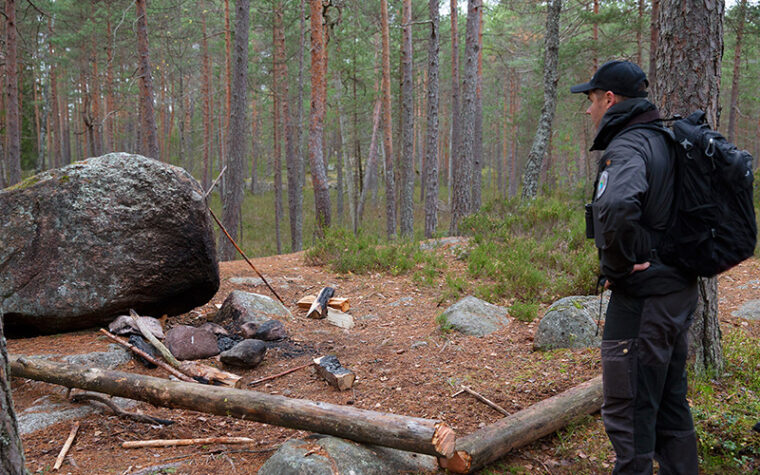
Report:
53,422,80,471
10,356,454,457
306,287,335,318
297,295,350,312
123,437,257,449
326,308,355,329
247,362,314,386
313,355,355,391
452,386,510,416
179,361,242,388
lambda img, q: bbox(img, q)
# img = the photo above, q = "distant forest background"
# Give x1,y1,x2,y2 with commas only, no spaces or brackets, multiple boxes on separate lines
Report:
2,0,758,257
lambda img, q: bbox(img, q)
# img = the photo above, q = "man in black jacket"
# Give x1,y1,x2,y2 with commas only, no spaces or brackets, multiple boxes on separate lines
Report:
572,60,698,474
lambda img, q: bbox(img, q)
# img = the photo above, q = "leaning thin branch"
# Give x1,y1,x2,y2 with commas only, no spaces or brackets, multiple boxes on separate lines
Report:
99,328,195,383
129,310,183,369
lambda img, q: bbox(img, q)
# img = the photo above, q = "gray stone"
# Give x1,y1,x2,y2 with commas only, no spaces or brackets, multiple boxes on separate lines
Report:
533,295,605,351
220,339,267,368
240,320,287,341
258,436,437,475
214,290,292,327
165,325,220,360
108,315,165,339
411,341,428,349
439,295,510,336
418,236,468,251
732,299,760,320
62,344,131,369
0,153,219,335
18,394,137,435
229,277,265,286
198,322,229,336
389,296,414,307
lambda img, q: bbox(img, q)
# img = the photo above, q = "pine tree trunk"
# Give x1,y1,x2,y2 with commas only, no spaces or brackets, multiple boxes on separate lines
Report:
273,5,285,254
424,0,441,239
727,0,746,143
381,0,396,238
292,0,307,249
135,0,160,159
106,18,116,153
4,0,21,185
90,40,103,157
400,0,415,237
648,0,660,96
450,0,480,235
521,0,561,201
654,0,725,376
48,24,61,169
201,4,212,191
449,0,461,210
508,69,519,198
472,4,484,211
250,96,258,193
309,0,332,236
0,308,26,474
219,0,250,261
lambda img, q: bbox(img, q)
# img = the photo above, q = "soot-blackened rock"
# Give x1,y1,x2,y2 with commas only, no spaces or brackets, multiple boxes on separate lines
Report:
128,335,159,368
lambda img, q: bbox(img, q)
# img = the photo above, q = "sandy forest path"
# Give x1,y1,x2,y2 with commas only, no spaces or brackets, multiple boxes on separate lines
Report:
9,249,760,474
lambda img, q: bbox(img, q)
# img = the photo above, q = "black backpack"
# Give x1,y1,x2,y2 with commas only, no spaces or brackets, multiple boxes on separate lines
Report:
645,111,757,277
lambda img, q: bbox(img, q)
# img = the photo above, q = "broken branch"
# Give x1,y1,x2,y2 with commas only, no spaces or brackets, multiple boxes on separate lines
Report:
247,362,314,386
70,392,174,425
99,329,195,383
53,422,80,471
453,386,510,417
123,437,257,449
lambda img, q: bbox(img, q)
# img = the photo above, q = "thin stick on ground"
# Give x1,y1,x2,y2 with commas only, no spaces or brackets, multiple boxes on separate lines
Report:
452,385,510,417
99,328,195,383
247,362,314,386
53,421,80,471
123,437,258,449
70,392,174,425
130,310,182,369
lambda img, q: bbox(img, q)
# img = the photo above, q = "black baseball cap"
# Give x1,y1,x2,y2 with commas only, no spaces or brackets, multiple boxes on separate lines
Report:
570,60,649,98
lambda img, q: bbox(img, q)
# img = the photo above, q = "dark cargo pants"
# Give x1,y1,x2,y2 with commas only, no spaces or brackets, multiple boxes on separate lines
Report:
601,282,699,474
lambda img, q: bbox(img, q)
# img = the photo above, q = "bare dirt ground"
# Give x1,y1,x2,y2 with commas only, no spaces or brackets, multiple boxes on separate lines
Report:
9,248,760,474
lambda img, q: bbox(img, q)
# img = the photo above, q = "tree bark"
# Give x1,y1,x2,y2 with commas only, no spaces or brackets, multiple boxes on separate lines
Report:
4,0,21,185
290,0,307,250
400,0,415,237
424,0,441,238
727,0,747,144
438,376,602,473
380,0,397,238
654,0,725,376
472,4,484,211
0,309,26,474
10,356,455,458
135,0,160,159
450,0,481,235
449,0,461,209
219,0,250,261
48,18,62,169
309,0,332,235
273,4,285,254
521,0,561,201
105,18,116,154
201,4,212,191
648,0,660,95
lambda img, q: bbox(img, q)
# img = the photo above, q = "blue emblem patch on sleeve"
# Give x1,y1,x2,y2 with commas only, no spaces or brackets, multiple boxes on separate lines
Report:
596,170,608,198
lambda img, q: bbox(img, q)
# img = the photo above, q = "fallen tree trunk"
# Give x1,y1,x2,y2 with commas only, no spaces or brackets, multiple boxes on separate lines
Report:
438,375,603,473
10,356,455,457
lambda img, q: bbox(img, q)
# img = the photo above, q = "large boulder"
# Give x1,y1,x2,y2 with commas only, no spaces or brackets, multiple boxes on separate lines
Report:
533,295,608,351
214,291,292,327
258,436,437,475
0,153,219,335
439,295,510,336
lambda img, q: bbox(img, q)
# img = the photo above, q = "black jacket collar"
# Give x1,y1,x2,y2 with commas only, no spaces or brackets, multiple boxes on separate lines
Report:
591,98,661,151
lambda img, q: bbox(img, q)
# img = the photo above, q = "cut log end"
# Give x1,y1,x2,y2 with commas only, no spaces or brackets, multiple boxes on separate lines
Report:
437,450,472,473
432,422,457,458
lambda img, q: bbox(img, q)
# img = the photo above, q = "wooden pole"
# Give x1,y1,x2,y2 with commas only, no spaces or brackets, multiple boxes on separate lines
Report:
438,375,602,473
123,437,256,449
99,329,195,383
10,356,455,457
